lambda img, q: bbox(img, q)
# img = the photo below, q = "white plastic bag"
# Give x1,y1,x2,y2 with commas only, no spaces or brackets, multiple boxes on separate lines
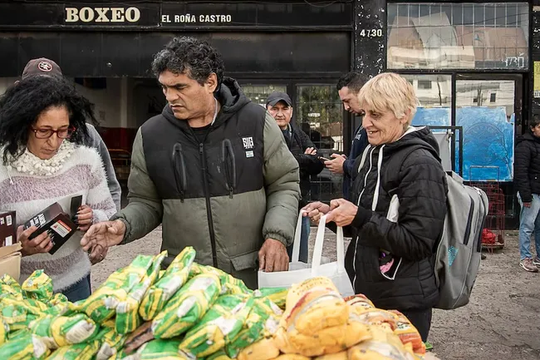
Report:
258,213,354,297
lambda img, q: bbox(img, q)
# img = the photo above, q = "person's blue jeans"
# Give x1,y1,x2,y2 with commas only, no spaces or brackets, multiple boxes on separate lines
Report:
61,274,92,302
517,193,540,260
287,216,310,263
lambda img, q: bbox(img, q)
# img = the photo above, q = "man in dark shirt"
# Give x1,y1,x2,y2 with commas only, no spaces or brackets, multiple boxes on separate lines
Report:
325,72,369,199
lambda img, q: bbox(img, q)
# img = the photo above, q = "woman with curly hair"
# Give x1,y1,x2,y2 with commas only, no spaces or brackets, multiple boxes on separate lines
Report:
0,75,116,301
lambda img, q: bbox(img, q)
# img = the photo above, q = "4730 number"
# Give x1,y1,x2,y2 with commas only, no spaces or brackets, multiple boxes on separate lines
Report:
359,29,383,37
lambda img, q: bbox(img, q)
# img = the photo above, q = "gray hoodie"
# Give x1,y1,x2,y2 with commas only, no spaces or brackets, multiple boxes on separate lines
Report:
84,123,121,210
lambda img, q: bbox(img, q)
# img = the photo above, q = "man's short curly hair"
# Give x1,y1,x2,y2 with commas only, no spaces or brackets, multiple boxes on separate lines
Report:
151,36,225,86
0,75,94,164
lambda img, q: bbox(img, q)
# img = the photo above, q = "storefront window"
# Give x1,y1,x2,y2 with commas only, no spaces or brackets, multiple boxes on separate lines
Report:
296,84,344,202
456,79,515,181
242,84,287,107
387,3,529,70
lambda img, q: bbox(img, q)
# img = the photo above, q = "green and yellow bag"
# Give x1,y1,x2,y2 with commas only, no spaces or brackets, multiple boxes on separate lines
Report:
21,270,53,302
116,251,167,334
29,313,99,349
225,297,281,359
180,294,253,358
81,254,156,323
151,273,221,339
190,264,251,295
0,334,50,360
123,339,192,360
140,247,196,321
46,340,100,360
95,325,126,360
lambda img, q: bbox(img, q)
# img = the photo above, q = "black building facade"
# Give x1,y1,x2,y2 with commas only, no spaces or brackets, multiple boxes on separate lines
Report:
0,0,538,224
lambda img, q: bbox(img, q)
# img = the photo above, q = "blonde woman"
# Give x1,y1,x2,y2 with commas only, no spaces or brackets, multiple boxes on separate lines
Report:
303,73,448,343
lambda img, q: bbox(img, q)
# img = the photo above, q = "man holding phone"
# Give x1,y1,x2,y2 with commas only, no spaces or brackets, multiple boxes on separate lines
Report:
266,92,324,262
325,72,369,199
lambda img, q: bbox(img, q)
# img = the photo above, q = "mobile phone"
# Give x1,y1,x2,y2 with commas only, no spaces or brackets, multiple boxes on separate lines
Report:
318,156,330,162
70,195,83,219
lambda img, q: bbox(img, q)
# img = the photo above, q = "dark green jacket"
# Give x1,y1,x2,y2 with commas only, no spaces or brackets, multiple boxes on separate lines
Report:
113,77,300,288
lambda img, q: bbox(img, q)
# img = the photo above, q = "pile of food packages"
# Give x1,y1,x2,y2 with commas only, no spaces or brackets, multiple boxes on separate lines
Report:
0,247,435,360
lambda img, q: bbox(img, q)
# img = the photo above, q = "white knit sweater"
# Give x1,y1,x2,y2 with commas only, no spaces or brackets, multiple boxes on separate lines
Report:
0,144,116,291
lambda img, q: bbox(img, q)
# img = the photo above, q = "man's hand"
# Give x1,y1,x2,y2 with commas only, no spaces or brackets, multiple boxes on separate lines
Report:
302,201,331,223
18,225,53,256
89,243,109,265
524,202,532,208
324,153,347,174
326,198,358,227
80,220,126,257
259,238,289,272
76,205,93,232
304,147,317,155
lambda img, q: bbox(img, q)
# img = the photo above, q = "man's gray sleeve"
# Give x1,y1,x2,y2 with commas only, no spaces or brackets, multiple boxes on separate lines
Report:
111,129,163,243
262,113,301,246
85,123,122,211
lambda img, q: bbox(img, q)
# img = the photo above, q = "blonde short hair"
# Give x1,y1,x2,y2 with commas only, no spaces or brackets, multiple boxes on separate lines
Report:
357,73,418,125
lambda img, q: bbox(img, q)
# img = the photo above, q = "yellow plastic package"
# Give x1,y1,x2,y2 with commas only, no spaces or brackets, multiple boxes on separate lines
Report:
206,349,233,360
270,355,311,360
281,277,349,336
315,350,348,360
151,273,221,338
345,294,375,314
347,326,417,360
389,311,425,355
284,317,372,357
140,247,196,321
180,294,253,358
116,251,167,334
81,254,156,323
237,337,280,360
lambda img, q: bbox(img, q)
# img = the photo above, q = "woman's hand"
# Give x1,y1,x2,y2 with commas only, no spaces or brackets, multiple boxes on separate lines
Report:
326,198,358,227
17,225,53,256
302,201,331,222
76,205,93,232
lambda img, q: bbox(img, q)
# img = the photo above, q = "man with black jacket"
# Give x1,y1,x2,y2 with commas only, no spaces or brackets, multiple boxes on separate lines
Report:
514,115,540,272
325,72,369,199
266,92,324,262
82,37,300,288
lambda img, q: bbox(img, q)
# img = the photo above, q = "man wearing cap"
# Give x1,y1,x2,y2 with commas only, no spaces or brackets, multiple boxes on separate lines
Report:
20,58,122,211
266,92,323,262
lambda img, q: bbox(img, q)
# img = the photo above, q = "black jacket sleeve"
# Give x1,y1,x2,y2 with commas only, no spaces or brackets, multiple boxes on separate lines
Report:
294,129,324,175
355,150,447,261
515,141,533,203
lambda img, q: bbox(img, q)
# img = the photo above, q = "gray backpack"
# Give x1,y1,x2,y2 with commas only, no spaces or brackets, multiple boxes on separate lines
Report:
435,172,489,309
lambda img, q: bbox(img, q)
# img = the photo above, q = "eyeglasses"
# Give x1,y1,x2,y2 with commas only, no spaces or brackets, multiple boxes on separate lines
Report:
31,126,76,139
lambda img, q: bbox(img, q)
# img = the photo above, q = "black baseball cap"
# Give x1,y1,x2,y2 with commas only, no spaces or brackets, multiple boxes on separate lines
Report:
21,58,63,79
266,92,292,107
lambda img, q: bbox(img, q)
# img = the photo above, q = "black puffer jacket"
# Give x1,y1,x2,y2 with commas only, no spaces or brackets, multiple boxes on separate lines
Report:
514,132,540,203
345,127,448,311
283,123,324,207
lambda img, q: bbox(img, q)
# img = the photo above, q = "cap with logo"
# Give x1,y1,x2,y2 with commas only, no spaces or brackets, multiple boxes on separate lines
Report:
21,58,63,80
266,92,292,107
